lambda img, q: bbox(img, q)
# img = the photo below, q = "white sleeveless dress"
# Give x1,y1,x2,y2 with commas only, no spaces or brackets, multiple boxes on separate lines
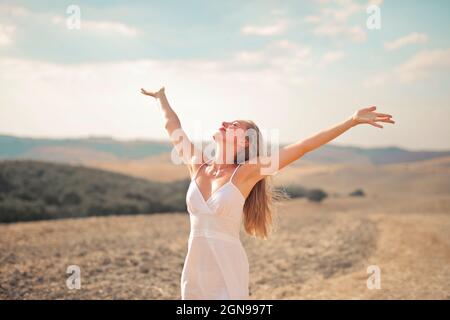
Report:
181,159,250,300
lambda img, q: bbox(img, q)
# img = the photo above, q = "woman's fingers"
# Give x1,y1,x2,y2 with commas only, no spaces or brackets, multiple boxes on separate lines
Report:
369,120,383,128
356,106,394,128
140,88,156,97
374,112,392,118
141,87,165,99
375,117,395,124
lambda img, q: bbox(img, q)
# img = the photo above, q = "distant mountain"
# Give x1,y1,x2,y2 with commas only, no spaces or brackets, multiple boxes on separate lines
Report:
1,134,449,166
301,144,450,165
0,135,172,164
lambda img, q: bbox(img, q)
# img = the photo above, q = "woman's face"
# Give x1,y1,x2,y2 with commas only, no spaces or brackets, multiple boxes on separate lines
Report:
213,120,249,150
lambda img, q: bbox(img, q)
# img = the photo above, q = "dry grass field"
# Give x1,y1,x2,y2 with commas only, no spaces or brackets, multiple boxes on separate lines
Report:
1,157,449,299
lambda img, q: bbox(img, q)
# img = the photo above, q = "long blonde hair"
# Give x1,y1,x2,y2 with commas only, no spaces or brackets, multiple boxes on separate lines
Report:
235,120,288,240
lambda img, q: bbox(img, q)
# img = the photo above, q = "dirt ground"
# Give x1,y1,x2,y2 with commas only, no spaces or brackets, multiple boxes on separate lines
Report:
1,192,449,300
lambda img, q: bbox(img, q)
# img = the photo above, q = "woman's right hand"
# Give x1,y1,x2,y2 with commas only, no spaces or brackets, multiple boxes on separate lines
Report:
140,86,165,99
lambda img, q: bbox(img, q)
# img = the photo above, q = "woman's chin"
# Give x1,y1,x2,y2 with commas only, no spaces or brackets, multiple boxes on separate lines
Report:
212,130,223,139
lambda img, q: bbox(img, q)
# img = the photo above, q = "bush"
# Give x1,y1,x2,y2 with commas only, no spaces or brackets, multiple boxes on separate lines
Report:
349,189,365,197
307,189,328,202
282,185,308,198
280,184,328,203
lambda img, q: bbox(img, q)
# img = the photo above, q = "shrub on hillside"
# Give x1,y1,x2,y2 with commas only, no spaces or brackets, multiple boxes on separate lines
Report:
279,184,328,203
349,189,365,197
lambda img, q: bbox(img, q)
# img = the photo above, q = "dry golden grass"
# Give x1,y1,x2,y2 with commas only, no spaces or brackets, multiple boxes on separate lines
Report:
1,157,449,299
1,194,449,299
90,153,189,182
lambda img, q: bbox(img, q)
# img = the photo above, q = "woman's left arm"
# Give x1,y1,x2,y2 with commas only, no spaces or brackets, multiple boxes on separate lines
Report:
276,106,395,171
248,106,395,180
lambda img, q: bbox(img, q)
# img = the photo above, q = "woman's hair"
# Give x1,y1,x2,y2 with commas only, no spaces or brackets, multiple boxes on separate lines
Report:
235,120,288,240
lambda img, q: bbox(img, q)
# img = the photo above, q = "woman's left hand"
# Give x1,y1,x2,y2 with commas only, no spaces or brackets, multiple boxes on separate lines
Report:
351,106,395,128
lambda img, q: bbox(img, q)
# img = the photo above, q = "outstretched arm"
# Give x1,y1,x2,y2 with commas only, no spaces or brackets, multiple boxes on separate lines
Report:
141,87,203,176
249,106,395,179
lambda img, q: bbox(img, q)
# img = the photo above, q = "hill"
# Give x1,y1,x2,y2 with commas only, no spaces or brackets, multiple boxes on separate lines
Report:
0,160,324,223
1,134,449,166
0,135,172,163
0,160,189,223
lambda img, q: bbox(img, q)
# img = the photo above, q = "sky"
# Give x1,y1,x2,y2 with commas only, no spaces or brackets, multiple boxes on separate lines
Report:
0,0,449,150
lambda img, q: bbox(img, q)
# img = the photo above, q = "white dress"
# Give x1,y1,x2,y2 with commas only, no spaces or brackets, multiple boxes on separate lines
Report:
181,159,250,300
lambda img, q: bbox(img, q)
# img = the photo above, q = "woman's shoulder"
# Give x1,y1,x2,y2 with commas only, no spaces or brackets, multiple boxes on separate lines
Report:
188,154,210,177
239,156,279,178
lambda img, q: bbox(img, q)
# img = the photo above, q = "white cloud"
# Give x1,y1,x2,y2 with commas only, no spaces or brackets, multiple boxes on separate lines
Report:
51,16,139,37
304,15,321,23
397,48,450,82
305,0,369,43
384,32,428,51
0,55,308,141
233,51,266,65
323,1,361,22
0,4,29,17
347,25,366,42
314,23,366,43
320,50,346,67
363,71,390,87
0,24,15,46
232,39,313,75
0,5,139,38
367,0,384,6
233,39,348,74
241,20,289,36
364,48,450,86
234,39,346,75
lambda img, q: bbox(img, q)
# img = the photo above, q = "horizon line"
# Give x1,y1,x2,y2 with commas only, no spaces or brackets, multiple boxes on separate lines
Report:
0,132,449,153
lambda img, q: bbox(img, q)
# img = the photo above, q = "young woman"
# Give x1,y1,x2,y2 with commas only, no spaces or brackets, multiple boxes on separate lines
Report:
140,86,395,300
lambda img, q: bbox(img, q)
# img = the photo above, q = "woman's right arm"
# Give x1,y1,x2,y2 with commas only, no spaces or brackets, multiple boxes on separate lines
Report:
141,87,204,177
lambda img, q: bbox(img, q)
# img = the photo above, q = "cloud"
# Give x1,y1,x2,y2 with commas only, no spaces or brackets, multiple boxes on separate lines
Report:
397,48,450,82
0,4,139,38
320,50,346,67
0,24,15,46
384,32,428,51
305,0,373,43
51,16,140,37
364,48,450,86
314,23,366,43
0,4,29,17
367,0,384,6
0,57,301,141
233,39,348,75
232,39,313,75
233,50,265,65
241,20,289,36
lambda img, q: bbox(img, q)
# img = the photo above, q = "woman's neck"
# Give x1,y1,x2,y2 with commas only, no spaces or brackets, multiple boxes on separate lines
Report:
213,144,236,166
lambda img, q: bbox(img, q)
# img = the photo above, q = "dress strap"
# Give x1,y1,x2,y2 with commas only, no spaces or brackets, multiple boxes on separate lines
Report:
229,163,241,184
192,158,213,180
